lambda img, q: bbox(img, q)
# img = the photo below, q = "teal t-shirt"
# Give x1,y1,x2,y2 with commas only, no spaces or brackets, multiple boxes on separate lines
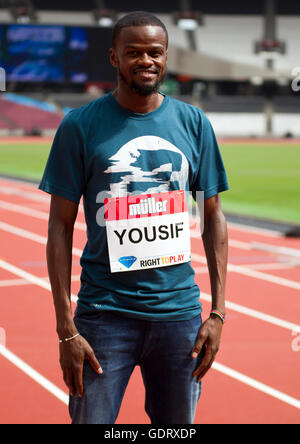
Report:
39,93,229,321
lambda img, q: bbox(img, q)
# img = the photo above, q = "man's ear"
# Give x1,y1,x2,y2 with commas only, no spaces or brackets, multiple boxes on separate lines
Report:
109,47,117,68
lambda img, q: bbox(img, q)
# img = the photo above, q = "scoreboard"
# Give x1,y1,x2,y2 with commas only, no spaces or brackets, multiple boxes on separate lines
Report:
0,23,115,84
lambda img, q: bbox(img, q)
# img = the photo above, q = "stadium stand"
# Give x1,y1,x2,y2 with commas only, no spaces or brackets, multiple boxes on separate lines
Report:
0,1,299,137
0,95,63,135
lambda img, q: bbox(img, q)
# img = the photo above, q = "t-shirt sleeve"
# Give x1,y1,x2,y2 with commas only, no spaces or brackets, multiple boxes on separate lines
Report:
39,112,85,203
191,112,229,200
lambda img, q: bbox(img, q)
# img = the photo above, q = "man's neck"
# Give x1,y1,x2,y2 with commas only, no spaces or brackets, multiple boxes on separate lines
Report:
113,87,164,114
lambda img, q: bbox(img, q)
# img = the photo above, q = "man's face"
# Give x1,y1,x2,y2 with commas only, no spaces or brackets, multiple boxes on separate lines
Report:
110,25,168,96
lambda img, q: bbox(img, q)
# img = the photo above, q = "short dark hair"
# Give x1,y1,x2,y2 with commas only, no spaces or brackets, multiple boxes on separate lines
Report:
112,11,168,47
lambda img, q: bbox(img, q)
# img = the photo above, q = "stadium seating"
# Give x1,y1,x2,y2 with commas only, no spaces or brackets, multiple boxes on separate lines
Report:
0,96,63,134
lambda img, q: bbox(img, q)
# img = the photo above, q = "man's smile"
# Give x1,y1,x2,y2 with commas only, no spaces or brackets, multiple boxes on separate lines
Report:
133,70,159,81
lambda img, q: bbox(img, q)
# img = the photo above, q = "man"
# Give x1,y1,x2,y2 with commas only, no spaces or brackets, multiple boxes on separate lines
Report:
39,11,229,424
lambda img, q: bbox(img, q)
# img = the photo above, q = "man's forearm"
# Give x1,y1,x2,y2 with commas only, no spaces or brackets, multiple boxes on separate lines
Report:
201,204,228,315
47,226,77,339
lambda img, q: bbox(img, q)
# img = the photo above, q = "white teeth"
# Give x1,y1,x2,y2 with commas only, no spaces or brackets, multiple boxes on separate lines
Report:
135,71,156,74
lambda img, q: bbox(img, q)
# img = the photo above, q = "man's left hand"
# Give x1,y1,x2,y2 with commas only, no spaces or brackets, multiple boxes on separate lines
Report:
191,316,223,381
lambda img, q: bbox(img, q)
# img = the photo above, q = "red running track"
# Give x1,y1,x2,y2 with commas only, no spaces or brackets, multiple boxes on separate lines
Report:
0,177,299,424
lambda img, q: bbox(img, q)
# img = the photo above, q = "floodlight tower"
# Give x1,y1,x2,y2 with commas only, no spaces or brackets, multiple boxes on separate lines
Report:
9,0,37,23
255,0,285,70
93,0,116,28
174,0,203,51
254,0,286,136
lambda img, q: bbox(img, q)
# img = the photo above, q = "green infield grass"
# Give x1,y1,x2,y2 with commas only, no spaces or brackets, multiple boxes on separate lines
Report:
0,139,299,224
0,142,51,182
220,143,300,224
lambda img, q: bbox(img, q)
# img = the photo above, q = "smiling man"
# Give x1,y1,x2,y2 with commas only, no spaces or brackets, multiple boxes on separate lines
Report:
111,20,167,98
39,11,229,424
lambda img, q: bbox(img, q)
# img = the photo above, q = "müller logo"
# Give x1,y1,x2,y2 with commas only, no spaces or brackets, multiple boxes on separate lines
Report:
104,191,187,222
128,197,168,216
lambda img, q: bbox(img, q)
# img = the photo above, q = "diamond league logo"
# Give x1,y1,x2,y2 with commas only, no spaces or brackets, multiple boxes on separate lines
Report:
118,256,137,269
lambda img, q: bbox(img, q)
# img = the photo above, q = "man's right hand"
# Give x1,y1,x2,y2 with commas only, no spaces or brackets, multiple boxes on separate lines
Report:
59,335,103,398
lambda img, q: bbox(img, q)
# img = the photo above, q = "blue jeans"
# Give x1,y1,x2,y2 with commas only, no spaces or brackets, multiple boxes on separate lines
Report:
69,311,203,424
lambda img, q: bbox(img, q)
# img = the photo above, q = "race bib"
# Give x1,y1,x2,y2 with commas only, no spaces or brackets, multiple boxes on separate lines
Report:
104,190,191,273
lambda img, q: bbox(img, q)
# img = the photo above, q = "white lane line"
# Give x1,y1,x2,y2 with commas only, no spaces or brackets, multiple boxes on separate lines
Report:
189,215,282,238
5,255,298,335
200,292,300,333
0,183,84,212
228,263,300,290
0,344,68,405
0,220,48,245
0,199,286,251
0,278,33,287
0,259,78,304
191,231,252,251
0,185,50,203
252,242,300,259
243,262,300,271
0,274,81,288
0,327,6,346
0,221,83,257
1,334,299,411
0,258,299,409
192,266,209,274
212,362,300,410
228,239,252,250
192,252,300,291
0,221,299,332
2,197,298,274
227,221,282,238
0,200,86,231
0,179,290,239
194,262,300,272
191,229,300,256
1,215,300,292
0,199,49,220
